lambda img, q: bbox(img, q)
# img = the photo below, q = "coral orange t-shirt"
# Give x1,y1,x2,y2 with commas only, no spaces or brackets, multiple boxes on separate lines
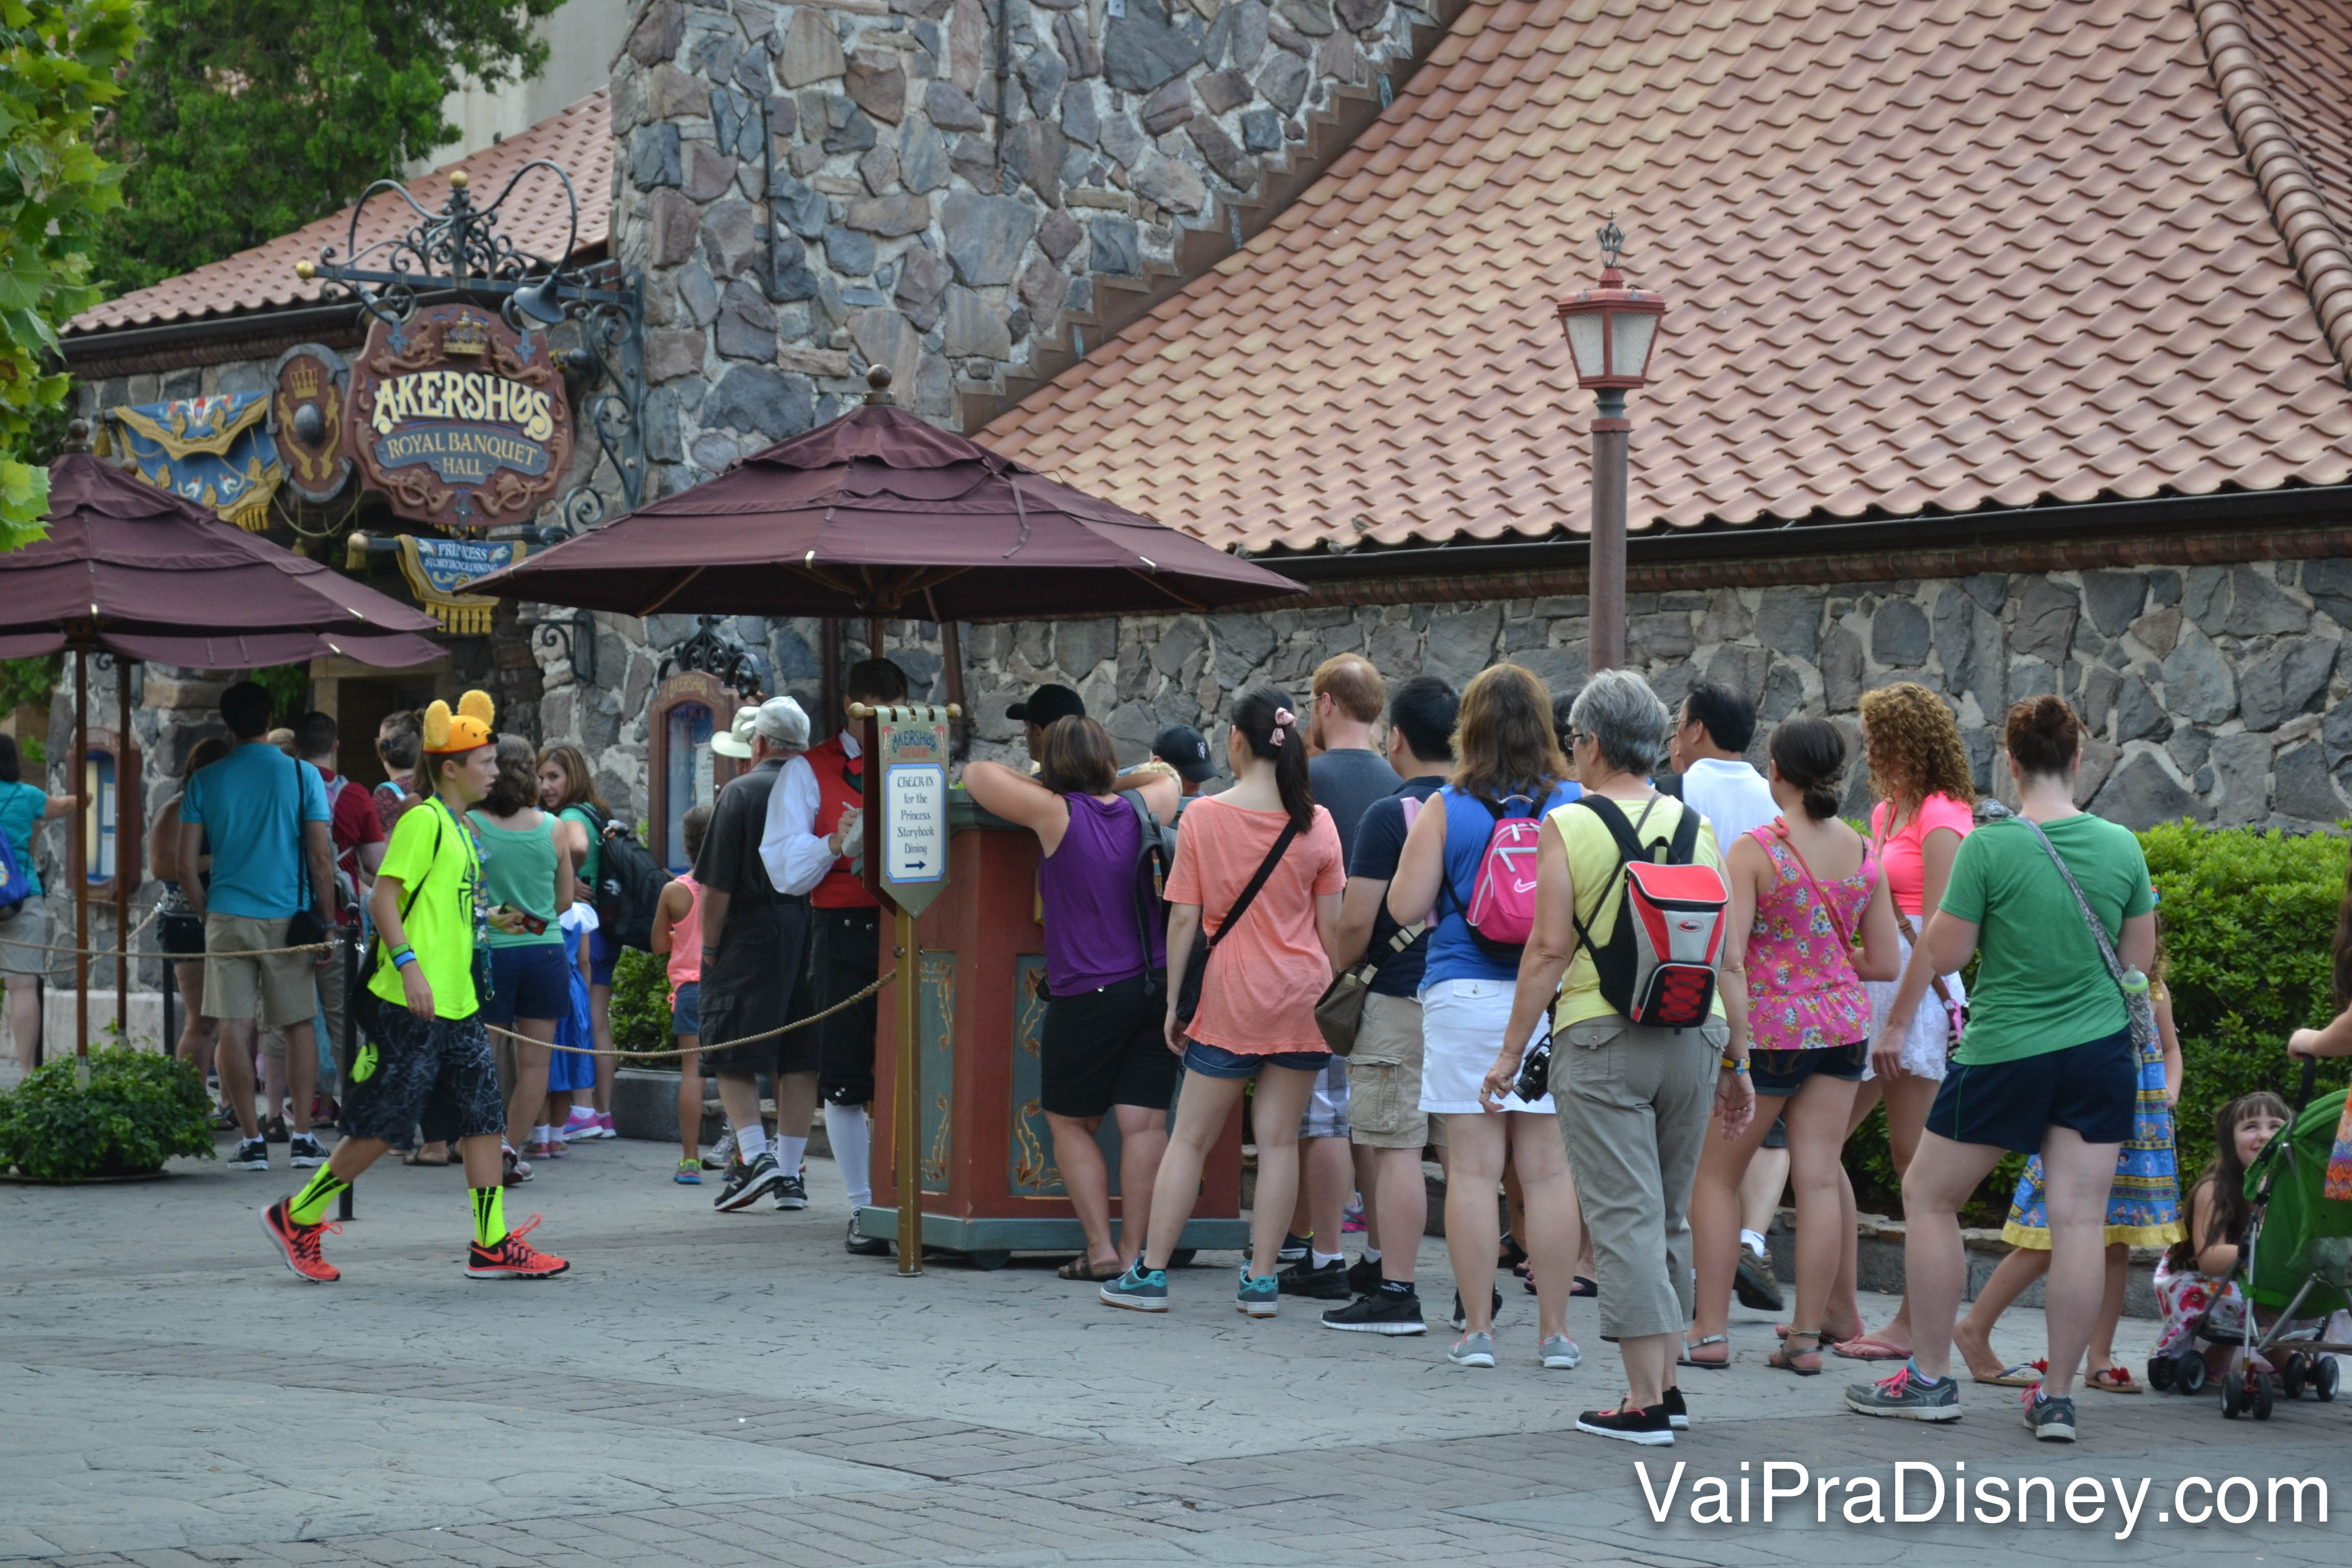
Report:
1869,793,1974,918
1165,796,1345,1055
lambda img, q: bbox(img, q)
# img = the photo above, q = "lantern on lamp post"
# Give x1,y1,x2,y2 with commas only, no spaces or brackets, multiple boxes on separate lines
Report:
1556,216,1666,672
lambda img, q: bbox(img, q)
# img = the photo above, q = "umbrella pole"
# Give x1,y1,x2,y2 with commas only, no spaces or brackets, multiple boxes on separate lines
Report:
116,662,130,1047
71,649,87,1065
820,619,841,727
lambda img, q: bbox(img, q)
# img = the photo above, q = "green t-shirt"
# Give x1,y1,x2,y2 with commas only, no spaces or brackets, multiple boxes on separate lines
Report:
368,798,481,1019
467,811,565,948
1939,812,2154,1065
561,804,601,897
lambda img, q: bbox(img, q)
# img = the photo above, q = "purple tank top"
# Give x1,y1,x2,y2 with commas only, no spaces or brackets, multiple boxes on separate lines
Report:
1039,792,1164,993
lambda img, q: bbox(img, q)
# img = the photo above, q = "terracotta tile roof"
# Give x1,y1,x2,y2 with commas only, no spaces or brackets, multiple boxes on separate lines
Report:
68,90,610,336
983,1,2352,555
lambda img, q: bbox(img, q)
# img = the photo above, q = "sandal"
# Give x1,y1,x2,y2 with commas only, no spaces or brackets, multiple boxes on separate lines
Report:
1057,1256,1122,1281
1830,1334,1912,1361
1571,1275,1597,1298
1974,1359,2048,1388
2086,1366,2142,1394
1679,1333,1731,1368
402,1149,453,1167
1768,1329,1824,1376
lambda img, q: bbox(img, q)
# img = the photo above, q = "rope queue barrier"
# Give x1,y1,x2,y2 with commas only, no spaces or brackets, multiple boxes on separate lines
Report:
475,968,898,1058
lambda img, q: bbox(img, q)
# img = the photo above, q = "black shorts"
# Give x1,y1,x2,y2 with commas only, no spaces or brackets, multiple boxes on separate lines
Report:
1750,1040,1866,1098
482,942,570,1026
699,900,810,1077
1926,1025,2136,1154
1040,974,1180,1118
796,906,880,1106
344,1004,506,1145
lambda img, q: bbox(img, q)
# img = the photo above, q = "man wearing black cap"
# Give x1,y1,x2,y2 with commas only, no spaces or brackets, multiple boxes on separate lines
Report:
1150,724,1217,797
1007,684,1086,765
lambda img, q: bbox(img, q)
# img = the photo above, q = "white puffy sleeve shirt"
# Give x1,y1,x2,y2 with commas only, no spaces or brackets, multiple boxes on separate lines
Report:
756,754,831,897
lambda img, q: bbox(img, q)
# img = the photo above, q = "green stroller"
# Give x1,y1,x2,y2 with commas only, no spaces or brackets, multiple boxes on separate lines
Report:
2226,1067,2352,1418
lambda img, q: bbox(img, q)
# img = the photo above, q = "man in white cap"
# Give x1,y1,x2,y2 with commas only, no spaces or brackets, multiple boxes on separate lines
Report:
697,696,833,1212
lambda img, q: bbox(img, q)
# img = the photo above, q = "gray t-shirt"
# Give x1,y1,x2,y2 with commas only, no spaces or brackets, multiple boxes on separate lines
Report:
1309,747,1403,864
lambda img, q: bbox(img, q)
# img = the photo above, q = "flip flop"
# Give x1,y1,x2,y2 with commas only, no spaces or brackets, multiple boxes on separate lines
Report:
1679,1333,1731,1368
1057,1257,1121,1281
2086,1366,2142,1393
1974,1360,2048,1387
1830,1335,1912,1361
1571,1276,1598,1298
1768,1330,1824,1376
401,1149,453,1167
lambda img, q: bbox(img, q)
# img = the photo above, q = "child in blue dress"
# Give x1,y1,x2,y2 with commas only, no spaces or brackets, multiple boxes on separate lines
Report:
540,902,600,1155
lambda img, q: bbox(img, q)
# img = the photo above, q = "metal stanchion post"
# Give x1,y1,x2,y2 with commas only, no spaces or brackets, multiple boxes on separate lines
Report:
894,904,921,1276
338,929,357,1222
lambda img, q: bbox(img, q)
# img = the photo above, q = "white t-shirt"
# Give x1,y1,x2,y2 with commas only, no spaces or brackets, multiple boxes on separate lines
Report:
1678,755,1779,847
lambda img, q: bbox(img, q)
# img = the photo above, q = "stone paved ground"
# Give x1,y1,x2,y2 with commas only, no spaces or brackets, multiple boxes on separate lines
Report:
4,1137,2346,1566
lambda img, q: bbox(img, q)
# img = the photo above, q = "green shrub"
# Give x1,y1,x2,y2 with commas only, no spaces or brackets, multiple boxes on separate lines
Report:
608,945,676,1062
0,1049,216,1180
1843,1103,2025,1228
2142,821,2352,1183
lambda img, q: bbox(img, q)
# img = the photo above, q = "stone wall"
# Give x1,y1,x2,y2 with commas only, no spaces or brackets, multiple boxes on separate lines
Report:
610,0,1434,495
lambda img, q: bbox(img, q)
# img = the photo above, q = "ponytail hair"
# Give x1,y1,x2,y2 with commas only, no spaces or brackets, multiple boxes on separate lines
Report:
1768,716,1847,821
1231,685,1314,833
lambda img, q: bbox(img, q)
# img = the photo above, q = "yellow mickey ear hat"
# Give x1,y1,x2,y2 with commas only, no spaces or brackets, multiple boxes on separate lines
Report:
423,690,497,753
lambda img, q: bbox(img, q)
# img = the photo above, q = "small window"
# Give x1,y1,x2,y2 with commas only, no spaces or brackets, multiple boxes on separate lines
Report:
664,701,714,875
84,748,117,884
646,672,742,874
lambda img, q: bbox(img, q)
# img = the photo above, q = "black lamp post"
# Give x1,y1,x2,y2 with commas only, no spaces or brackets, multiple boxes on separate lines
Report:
1555,216,1666,672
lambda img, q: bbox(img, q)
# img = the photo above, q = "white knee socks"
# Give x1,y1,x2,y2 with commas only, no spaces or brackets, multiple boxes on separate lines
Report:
825,1102,872,1210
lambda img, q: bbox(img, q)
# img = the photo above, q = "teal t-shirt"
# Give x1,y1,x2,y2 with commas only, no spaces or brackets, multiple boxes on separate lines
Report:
561,803,601,896
178,744,331,918
1939,812,2155,1065
467,811,565,948
0,779,47,896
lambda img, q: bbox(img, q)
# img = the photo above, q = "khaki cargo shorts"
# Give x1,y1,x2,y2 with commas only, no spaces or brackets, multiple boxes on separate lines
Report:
202,913,320,1028
1346,992,1445,1150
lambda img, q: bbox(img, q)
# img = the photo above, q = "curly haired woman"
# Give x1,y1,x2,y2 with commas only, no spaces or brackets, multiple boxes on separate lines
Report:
1819,682,1977,1360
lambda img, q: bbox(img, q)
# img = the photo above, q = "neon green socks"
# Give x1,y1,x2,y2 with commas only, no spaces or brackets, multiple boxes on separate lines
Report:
286,1167,350,1226
471,1185,507,1249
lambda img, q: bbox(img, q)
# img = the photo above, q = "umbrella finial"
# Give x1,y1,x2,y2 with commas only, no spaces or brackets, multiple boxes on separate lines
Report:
63,418,92,454
864,364,893,406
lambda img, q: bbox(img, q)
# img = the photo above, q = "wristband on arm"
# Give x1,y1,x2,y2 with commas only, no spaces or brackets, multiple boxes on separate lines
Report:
391,944,417,970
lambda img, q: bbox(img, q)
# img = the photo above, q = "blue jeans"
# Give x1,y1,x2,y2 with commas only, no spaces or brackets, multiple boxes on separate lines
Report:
1181,1039,1330,1079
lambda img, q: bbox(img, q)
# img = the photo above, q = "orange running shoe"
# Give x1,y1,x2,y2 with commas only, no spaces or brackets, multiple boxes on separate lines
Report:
261,1199,341,1283
465,1214,569,1279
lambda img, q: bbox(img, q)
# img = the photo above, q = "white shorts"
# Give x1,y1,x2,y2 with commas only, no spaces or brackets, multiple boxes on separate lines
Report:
1862,928,1964,1083
1297,1054,1350,1139
1417,976,1555,1115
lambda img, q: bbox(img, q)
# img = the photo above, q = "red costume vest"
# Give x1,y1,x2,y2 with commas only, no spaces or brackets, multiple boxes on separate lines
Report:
806,736,876,909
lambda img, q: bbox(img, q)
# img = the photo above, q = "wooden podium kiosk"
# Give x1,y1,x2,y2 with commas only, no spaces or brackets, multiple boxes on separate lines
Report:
855,801,1249,1268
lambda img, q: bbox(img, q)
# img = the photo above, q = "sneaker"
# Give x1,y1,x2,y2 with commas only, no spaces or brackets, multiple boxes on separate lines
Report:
562,1108,602,1141
1275,1231,1312,1266
1450,1285,1503,1331
259,1200,340,1283
1448,1331,1497,1367
714,1151,783,1213
1345,1255,1384,1296
702,1130,734,1171
596,1113,618,1139
1100,1260,1169,1312
1660,1385,1690,1430
1341,1196,1366,1234
846,1217,890,1256
772,1172,810,1211
1237,1271,1280,1317
465,1215,569,1279
545,1139,570,1159
1541,1334,1582,1370
1276,1257,1351,1300
1322,1289,1427,1335
501,1145,534,1186
1576,1401,1674,1446
674,1159,703,1186
1844,1364,1962,1422
228,1138,270,1171
286,1134,327,1170
1734,1248,1785,1312
264,1115,290,1144
523,1140,555,1160
2023,1388,2077,1442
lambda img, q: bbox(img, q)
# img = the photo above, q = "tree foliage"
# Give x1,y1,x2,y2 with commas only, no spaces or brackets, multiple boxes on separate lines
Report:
104,1,560,293
0,0,139,552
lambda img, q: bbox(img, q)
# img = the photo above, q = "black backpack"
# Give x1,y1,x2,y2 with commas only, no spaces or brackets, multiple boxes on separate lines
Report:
1118,789,1180,999
580,804,665,951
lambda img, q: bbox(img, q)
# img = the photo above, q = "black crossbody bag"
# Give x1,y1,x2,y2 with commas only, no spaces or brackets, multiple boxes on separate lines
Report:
283,754,330,951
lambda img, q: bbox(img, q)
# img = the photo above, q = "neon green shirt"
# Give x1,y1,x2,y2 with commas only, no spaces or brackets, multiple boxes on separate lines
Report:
368,798,481,1019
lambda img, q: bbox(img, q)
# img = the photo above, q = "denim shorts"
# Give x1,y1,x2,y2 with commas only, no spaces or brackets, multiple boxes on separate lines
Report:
1749,1040,1867,1098
1182,1039,1330,1079
589,926,619,987
482,941,571,1027
671,980,700,1040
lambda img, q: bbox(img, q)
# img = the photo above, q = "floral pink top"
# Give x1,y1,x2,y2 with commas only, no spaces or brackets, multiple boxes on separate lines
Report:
1745,822,1876,1053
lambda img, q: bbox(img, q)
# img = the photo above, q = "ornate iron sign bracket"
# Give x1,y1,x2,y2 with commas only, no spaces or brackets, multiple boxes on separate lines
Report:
658,616,766,697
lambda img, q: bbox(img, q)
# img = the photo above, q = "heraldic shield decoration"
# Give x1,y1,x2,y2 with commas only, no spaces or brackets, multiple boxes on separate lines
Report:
271,343,352,503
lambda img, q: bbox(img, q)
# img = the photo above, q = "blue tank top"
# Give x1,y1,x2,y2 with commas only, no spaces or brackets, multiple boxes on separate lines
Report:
1038,792,1164,994
1422,780,1581,987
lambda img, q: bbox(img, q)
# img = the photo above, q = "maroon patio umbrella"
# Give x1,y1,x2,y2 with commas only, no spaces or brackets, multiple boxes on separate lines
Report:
468,385,1303,620
0,447,443,1055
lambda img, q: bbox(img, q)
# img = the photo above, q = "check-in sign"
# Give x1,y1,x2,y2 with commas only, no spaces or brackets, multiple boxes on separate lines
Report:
876,709,951,916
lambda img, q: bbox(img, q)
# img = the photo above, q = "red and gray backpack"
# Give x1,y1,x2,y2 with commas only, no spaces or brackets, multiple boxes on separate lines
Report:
1570,795,1729,1030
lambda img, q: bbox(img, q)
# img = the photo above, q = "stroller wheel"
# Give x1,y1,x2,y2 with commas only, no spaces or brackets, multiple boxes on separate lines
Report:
2281,1354,2306,1401
2147,1355,2174,1392
2176,1351,2208,1395
2316,1357,2339,1402
2253,1371,2276,1422
2221,1371,2246,1419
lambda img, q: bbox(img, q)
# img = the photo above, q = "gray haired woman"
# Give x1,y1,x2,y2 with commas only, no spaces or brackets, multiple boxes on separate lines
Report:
1489,670,1750,1447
